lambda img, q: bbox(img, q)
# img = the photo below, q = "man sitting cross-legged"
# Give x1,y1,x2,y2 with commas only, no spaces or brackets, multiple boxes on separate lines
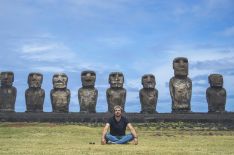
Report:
101,105,138,145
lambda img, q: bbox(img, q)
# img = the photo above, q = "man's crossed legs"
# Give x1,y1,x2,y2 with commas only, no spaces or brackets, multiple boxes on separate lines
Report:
105,133,134,144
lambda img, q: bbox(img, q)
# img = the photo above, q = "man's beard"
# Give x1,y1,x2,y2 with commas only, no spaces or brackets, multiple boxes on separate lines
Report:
115,113,121,117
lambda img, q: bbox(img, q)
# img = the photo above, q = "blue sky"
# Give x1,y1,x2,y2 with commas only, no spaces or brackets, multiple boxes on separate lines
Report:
0,0,234,112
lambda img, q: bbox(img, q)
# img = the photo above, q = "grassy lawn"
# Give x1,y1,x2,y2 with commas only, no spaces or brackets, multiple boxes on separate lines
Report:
0,122,234,155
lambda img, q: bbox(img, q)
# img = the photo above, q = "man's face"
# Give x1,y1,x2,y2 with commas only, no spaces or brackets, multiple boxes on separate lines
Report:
114,108,122,117
109,72,124,88
53,73,68,89
173,57,188,76
81,71,96,87
28,73,43,88
142,74,156,89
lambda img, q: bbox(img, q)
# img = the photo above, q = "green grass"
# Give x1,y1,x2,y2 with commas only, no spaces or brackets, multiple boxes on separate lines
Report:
0,122,234,155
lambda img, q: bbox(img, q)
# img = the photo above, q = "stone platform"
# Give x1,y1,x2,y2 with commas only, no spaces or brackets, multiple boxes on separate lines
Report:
0,112,234,123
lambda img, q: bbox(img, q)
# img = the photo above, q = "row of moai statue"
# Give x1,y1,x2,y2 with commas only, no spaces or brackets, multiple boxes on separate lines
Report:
0,57,227,113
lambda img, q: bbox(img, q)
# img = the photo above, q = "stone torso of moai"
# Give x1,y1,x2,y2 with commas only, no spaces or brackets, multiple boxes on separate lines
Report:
25,73,45,112
106,72,126,113
50,73,70,113
78,70,98,113
0,72,17,112
169,57,192,113
139,74,158,114
206,74,226,113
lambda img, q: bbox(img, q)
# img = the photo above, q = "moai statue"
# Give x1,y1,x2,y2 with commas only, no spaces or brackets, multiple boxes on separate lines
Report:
206,74,226,113
25,73,45,112
50,73,70,113
0,72,17,112
106,72,126,113
169,57,192,113
139,74,158,114
78,70,98,113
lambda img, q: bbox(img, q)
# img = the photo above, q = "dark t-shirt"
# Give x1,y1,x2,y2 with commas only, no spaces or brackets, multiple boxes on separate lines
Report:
108,116,129,136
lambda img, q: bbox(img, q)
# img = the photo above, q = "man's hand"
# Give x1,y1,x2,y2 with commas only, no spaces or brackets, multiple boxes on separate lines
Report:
101,123,110,145
133,138,138,145
101,138,106,145
127,123,138,145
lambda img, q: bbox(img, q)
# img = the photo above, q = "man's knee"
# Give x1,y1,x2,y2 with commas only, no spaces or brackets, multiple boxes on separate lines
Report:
105,133,109,140
128,133,134,140
105,133,115,140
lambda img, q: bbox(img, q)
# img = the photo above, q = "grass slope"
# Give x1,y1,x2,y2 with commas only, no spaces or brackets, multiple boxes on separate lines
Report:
0,122,234,155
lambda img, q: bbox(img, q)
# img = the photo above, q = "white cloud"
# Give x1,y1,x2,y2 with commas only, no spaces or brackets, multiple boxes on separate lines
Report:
32,66,66,72
96,36,134,47
96,84,109,89
126,78,141,90
22,43,59,54
189,69,211,78
170,0,234,19
20,42,76,62
150,64,172,101
220,26,234,37
224,75,234,92
68,0,125,10
17,38,114,73
126,90,139,103
206,0,233,9
70,89,79,106
165,45,234,62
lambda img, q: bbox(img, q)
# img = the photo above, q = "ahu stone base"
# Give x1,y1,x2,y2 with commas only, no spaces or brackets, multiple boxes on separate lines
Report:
0,112,234,123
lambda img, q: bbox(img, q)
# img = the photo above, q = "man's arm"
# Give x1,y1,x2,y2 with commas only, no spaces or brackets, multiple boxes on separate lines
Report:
101,123,110,145
127,123,138,145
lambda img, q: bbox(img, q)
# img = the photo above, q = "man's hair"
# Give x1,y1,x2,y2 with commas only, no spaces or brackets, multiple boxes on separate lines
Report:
114,105,123,111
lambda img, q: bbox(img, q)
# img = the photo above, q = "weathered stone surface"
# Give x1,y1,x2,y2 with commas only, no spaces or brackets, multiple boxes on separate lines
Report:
50,73,70,113
25,73,45,112
0,71,17,112
206,74,226,113
106,72,126,113
140,74,158,113
1,112,234,123
78,70,98,113
169,57,192,113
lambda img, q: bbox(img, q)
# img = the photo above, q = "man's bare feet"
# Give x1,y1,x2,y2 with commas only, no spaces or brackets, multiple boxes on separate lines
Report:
101,139,106,145
130,138,138,145
134,139,138,145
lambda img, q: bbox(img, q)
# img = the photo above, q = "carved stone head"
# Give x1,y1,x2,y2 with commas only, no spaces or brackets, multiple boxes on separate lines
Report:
1,71,14,86
142,74,156,89
109,72,124,88
52,73,68,89
81,70,96,87
28,72,43,88
173,57,188,77
209,74,223,87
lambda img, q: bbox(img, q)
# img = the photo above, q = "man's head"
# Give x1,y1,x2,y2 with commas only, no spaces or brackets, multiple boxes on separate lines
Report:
114,105,122,117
